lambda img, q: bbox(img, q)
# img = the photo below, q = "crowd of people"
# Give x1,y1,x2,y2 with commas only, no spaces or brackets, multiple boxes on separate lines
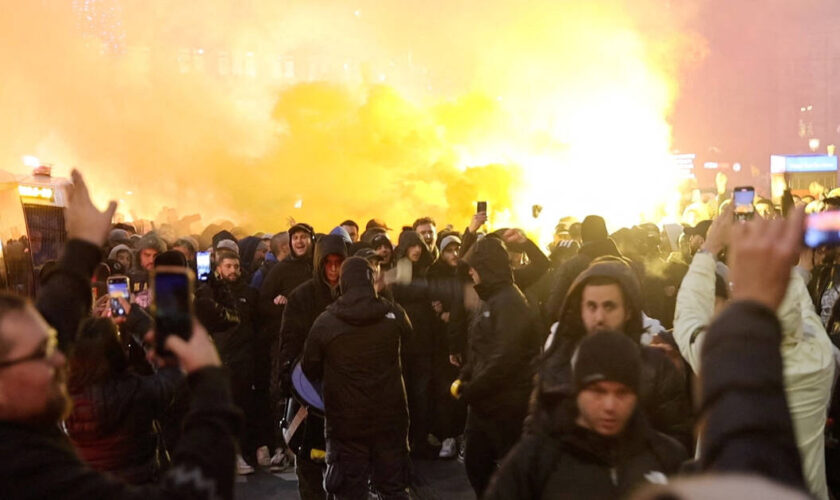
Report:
0,170,838,500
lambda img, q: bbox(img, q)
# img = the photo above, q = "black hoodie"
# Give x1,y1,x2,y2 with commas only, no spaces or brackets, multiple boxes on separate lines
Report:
302,257,412,441
392,231,438,356
538,259,692,448
277,234,348,382
258,225,315,340
459,237,542,416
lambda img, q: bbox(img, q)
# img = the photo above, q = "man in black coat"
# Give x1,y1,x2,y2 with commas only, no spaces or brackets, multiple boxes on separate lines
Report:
0,170,241,500
277,234,347,500
486,331,687,499
302,257,413,499
541,257,692,448
194,250,261,473
450,236,542,497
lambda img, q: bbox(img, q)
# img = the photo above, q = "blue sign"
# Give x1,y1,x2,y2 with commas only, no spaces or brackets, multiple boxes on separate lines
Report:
771,155,838,174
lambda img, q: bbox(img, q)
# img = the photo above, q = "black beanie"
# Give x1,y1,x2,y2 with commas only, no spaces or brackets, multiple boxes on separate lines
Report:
581,215,609,244
573,331,641,394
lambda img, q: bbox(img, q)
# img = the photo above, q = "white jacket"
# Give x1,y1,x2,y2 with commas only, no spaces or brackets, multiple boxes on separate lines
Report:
674,253,834,500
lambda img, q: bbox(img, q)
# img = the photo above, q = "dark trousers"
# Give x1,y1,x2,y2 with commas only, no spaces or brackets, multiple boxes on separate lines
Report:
297,456,327,500
228,363,256,455
464,408,525,498
324,430,410,500
252,330,274,449
431,353,466,440
405,354,432,450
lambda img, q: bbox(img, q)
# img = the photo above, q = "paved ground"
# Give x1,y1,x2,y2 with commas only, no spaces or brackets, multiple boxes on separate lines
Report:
234,457,474,499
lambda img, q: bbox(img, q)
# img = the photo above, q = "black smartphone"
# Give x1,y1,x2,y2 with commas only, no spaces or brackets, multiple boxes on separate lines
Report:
733,186,755,221
196,251,211,282
804,211,840,248
106,275,130,317
476,201,487,214
151,267,194,354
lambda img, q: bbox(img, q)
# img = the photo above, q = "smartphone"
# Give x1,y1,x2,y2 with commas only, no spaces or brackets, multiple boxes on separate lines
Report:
476,201,487,214
804,211,840,248
733,186,755,221
106,275,130,317
196,251,211,282
151,267,194,353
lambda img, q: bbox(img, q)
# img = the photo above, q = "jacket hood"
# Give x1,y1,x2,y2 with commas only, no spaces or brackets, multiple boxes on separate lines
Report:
395,231,433,271
133,233,167,267
211,230,237,248
313,234,349,285
464,236,514,292
329,226,353,245
554,257,643,345
329,256,391,325
578,238,622,261
237,236,261,268
108,244,132,261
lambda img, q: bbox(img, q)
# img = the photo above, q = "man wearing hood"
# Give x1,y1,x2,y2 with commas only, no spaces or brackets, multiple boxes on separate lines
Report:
127,232,167,295
544,215,623,322
107,244,132,275
485,331,686,500
542,258,692,448
391,230,438,455
449,236,542,497
259,223,315,339
277,234,347,499
302,257,413,499
250,232,289,291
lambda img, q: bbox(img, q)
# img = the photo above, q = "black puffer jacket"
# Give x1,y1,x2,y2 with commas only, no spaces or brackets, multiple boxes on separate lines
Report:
485,399,687,500
302,257,412,441
459,237,542,416
392,231,437,356
539,259,693,448
194,274,258,371
427,258,471,356
277,234,348,380
258,228,314,339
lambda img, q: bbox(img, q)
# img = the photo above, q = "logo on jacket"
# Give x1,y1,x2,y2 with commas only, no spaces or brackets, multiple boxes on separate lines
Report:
482,311,490,318
385,312,396,319
644,471,668,485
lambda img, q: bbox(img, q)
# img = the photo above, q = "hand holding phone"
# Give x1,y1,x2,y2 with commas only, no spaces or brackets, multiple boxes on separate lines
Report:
106,275,130,317
733,186,755,221
151,267,195,354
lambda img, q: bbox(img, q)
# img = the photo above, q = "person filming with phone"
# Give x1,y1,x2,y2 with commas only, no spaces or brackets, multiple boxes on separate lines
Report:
0,171,242,500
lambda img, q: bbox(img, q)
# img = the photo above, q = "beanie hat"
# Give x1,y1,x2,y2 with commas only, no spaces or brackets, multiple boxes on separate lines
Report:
573,331,641,394
154,250,188,268
581,215,609,244
216,239,240,254
370,233,393,250
330,226,353,245
439,235,462,252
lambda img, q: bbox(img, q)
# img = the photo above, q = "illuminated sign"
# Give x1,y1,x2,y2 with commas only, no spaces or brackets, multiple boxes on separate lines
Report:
18,185,54,201
770,154,838,174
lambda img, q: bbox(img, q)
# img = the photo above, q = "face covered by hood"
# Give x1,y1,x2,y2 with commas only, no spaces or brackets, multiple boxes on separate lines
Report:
329,256,391,326
394,230,433,272
555,257,644,345
313,234,349,290
464,236,514,299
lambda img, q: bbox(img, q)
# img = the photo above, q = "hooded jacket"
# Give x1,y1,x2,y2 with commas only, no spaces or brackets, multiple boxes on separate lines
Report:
258,225,315,339
459,237,542,416
302,257,412,441
108,244,133,262
277,234,348,381
540,259,692,447
674,253,833,499
485,398,686,500
392,231,438,356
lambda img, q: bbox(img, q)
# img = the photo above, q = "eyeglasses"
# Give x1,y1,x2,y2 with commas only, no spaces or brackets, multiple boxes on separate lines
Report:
0,330,58,370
